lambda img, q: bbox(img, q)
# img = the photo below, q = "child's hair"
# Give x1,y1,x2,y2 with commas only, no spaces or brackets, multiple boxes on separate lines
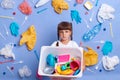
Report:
56,21,73,46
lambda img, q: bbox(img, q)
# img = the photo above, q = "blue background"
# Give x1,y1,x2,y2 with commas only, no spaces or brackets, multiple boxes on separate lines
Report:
0,0,120,80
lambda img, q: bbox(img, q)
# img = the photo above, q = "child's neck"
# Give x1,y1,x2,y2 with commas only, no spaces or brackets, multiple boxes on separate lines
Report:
61,40,70,45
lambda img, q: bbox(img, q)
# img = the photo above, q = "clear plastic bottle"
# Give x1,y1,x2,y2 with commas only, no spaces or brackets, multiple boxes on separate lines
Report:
82,23,102,41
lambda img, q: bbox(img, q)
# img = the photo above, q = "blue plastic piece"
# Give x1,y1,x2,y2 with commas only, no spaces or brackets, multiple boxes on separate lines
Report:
46,54,56,67
82,23,102,42
102,41,113,55
99,69,102,72
95,0,99,6
73,69,80,75
10,22,19,36
71,10,82,24
61,65,66,71
34,50,39,61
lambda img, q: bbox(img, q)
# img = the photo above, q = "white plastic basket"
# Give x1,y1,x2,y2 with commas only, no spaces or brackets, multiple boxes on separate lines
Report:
38,46,83,78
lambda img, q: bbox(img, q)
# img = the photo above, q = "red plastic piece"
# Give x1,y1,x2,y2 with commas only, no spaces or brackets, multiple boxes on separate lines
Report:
97,46,100,49
70,60,81,71
11,67,14,70
13,12,16,15
19,0,32,15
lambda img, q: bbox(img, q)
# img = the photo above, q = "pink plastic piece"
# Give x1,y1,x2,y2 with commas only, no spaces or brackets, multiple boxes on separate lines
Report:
76,0,84,4
19,0,32,15
58,54,70,62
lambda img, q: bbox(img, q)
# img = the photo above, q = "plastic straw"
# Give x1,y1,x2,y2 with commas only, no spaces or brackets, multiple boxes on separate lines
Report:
0,16,14,20
34,50,39,61
13,60,23,64
89,11,95,22
21,16,28,26
95,59,102,70
94,40,105,43
109,23,114,38
0,60,14,64
83,19,90,29
86,68,95,73
37,8,48,14
6,66,14,75
3,25,9,36
0,32,6,40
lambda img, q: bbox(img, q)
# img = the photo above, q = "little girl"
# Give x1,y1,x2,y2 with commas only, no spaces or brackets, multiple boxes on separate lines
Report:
51,21,85,80
51,21,78,47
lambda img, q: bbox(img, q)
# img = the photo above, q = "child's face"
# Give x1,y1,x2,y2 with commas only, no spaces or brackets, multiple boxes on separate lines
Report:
59,30,71,41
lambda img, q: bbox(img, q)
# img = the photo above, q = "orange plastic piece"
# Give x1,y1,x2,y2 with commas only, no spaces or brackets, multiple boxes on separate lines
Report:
52,0,69,14
19,0,32,15
19,25,36,50
83,47,98,66
84,1,93,10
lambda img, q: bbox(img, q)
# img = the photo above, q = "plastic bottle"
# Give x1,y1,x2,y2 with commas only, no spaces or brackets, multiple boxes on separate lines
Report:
82,23,102,41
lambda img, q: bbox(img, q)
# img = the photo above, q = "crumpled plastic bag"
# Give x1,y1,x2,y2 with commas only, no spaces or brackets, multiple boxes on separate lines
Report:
1,0,15,9
18,65,32,78
84,47,98,66
19,25,36,50
0,43,15,59
97,4,115,23
102,56,119,71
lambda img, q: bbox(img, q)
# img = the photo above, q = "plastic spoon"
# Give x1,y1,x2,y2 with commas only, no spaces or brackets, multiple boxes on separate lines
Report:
95,59,102,70
0,15,14,20
84,19,90,29
109,23,114,38
21,16,28,26
86,68,95,73
3,25,9,36
94,40,105,43
0,32,6,40
89,11,95,22
13,60,23,64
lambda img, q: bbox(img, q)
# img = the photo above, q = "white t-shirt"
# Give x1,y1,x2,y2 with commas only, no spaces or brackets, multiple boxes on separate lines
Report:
51,40,79,47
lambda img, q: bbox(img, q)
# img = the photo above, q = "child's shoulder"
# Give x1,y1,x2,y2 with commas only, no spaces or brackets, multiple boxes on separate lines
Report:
69,40,79,47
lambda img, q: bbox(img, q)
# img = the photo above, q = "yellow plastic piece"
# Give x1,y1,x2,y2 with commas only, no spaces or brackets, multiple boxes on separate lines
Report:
83,47,98,66
52,0,69,14
56,65,74,75
19,25,37,50
84,1,93,10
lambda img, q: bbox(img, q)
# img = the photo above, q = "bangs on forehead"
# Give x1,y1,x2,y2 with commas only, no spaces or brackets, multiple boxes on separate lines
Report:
58,22,72,31
58,26,72,30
